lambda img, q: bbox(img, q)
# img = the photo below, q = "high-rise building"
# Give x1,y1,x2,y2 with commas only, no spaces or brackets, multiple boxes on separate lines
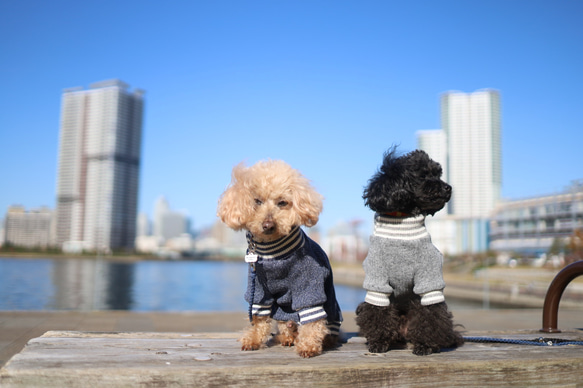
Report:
441,89,502,217
55,79,145,252
417,89,502,254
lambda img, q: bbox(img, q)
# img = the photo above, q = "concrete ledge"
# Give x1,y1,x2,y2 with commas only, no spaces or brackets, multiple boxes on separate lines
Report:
1,330,583,387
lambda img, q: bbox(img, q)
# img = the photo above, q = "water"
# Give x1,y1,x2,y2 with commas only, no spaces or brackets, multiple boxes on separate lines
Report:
0,257,366,312
0,257,484,312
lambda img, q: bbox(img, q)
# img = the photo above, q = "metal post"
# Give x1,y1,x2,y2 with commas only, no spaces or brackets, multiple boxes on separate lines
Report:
540,260,583,333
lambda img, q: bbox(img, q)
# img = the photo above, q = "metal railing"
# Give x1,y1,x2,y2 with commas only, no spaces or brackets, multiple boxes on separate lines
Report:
540,260,583,333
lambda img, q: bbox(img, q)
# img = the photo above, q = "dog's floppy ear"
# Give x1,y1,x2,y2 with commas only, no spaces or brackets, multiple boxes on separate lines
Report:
363,175,389,212
290,176,323,227
217,163,253,230
363,148,399,212
363,147,418,213
364,175,416,213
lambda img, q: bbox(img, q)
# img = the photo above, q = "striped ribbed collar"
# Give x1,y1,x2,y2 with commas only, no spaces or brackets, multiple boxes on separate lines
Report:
246,226,305,260
373,213,428,241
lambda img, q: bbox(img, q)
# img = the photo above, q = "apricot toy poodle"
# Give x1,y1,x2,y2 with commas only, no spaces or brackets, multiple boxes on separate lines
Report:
217,160,342,358
355,148,464,356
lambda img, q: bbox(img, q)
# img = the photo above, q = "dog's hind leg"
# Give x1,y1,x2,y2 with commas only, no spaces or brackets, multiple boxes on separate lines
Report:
406,301,464,356
240,315,273,351
275,320,298,346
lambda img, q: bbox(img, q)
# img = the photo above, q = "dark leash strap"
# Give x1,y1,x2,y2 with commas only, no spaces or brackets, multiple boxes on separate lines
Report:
245,235,258,323
464,336,583,346
247,263,256,323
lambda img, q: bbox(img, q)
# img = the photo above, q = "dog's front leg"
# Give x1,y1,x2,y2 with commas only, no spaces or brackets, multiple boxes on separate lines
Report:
295,319,329,358
240,315,272,351
356,302,402,353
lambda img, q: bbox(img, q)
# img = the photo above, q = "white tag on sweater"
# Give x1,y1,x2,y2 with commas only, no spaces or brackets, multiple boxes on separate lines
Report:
245,254,258,263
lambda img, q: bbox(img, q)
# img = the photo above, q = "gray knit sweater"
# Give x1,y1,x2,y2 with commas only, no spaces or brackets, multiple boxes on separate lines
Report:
245,226,342,335
362,214,446,307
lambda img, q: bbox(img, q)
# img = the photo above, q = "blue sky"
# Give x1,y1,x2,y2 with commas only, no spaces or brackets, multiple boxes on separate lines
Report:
1,0,582,236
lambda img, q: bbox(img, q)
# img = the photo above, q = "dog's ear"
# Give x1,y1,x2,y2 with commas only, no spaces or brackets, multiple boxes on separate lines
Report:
364,179,416,213
362,174,386,212
290,176,323,227
363,148,419,214
363,147,400,212
216,163,253,230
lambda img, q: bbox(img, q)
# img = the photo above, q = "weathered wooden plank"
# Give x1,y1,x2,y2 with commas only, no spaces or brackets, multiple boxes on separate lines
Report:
1,330,582,387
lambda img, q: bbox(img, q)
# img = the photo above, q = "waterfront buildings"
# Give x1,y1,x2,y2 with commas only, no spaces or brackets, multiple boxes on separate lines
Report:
153,196,189,241
135,197,192,256
55,79,144,252
323,220,368,263
2,206,54,248
191,221,247,258
136,213,151,238
490,181,583,255
417,89,502,254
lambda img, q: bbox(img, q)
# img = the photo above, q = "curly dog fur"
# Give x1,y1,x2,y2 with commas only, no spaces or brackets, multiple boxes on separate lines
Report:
217,160,322,242
217,160,341,358
356,147,464,355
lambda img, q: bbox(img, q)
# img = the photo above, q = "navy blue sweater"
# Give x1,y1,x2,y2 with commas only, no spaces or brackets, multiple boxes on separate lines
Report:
245,227,342,335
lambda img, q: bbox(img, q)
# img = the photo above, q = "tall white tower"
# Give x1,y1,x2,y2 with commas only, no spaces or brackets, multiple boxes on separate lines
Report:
441,89,501,218
55,79,144,251
417,89,502,254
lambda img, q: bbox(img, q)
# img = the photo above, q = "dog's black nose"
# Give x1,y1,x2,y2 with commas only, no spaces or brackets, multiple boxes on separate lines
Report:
262,219,275,234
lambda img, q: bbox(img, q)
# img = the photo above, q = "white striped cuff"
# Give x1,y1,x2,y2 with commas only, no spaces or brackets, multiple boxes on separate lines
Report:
365,291,391,307
298,306,327,324
420,290,445,306
327,321,341,336
252,304,272,316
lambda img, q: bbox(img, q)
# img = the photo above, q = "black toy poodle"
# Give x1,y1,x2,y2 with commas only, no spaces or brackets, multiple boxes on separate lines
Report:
355,147,464,356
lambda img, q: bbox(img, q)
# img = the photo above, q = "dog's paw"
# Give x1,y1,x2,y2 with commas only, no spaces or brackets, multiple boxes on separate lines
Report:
367,341,390,353
239,336,263,351
296,344,322,358
240,341,262,351
275,334,295,347
412,344,440,356
298,350,319,358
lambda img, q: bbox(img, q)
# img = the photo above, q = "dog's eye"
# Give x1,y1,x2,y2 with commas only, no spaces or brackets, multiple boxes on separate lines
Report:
277,200,288,208
255,199,263,206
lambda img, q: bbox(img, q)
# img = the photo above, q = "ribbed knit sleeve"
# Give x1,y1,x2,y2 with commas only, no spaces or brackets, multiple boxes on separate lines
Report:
362,236,394,305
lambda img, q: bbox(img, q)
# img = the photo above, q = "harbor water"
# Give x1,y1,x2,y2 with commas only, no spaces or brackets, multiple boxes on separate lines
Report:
0,257,486,312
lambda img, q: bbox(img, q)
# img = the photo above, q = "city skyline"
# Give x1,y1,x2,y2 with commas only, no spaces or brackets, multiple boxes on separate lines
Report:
1,1,582,238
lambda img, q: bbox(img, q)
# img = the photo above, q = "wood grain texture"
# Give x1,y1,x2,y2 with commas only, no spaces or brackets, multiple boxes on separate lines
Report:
1,330,582,387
